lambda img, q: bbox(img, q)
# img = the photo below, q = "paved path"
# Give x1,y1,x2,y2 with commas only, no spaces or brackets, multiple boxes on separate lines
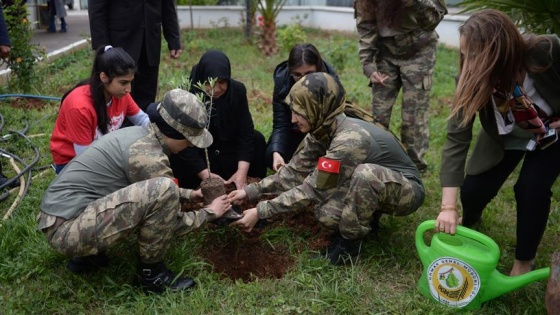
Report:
31,9,91,56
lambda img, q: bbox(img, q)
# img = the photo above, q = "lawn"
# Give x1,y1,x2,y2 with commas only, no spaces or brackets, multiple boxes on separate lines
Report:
0,26,557,314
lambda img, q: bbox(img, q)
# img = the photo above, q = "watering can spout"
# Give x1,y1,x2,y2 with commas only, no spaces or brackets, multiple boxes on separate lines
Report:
482,268,550,302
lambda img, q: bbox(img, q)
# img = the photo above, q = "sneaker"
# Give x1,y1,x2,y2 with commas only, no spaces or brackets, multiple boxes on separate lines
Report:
139,262,196,294
323,234,362,265
66,253,109,273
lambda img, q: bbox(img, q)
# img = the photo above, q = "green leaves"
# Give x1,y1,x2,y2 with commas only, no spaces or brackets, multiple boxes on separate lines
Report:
2,4,45,93
458,0,560,34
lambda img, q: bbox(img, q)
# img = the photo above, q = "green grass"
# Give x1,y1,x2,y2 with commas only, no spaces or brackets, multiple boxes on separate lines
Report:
0,27,558,314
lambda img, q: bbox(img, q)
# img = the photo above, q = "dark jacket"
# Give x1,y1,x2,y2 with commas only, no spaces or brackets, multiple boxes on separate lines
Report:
440,34,560,187
178,50,256,176
266,60,337,160
88,0,181,66
0,5,11,47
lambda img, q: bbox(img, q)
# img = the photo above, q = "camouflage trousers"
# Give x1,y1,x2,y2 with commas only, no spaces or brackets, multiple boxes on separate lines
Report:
315,164,424,240
372,29,438,171
38,177,211,264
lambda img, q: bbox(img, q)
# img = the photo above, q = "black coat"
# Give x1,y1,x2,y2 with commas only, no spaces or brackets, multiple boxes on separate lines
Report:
176,50,257,178
0,6,11,47
88,0,181,66
266,60,337,162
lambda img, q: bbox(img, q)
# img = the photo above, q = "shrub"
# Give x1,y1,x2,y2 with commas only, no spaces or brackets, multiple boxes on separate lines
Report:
325,39,354,74
459,0,560,35
277,24,307,53
2,3,44,93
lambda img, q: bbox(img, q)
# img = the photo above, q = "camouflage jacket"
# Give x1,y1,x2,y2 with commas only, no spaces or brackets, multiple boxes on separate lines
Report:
355,0,447,78
40,124,204,220
245,115,422,219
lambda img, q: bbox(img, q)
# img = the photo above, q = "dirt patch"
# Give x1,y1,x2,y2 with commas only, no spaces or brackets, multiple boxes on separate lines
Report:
201,226,295,282
181,178,334,283
6,97,50,111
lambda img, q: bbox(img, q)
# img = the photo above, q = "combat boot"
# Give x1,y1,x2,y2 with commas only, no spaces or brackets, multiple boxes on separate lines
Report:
324,234,362,265
370,211,383,235
66,253,109,273
138,262,196,294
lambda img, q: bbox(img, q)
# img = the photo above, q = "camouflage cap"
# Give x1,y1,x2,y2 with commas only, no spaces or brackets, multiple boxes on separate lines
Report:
158,89,213,148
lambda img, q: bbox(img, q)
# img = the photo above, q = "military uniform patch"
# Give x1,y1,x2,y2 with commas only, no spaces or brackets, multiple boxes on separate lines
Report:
316,157,340,189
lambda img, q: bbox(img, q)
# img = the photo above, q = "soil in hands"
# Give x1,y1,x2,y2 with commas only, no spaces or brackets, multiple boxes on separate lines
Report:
181,177,334,283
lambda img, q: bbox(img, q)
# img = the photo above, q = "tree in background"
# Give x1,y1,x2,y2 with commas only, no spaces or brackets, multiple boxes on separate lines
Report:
256,0,286,56
459,0,560,34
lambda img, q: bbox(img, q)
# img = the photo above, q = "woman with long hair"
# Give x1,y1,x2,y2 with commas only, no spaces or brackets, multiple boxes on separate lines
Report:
50,46,149,173
436,9,560,276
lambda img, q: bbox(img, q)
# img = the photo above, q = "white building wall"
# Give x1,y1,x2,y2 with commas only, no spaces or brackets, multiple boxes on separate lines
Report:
177,6,464,47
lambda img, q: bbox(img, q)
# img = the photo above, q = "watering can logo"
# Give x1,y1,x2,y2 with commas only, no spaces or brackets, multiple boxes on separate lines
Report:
427,257,481,308
416,220,550,310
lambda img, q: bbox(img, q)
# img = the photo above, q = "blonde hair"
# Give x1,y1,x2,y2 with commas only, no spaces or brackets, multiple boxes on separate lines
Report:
452,9,527,125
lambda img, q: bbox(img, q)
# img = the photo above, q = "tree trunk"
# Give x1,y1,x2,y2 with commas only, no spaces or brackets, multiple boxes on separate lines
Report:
259,21,278,57
546,251,560,315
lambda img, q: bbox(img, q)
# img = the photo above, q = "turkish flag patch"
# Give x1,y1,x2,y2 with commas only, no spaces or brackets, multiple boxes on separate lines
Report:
317,157,341,173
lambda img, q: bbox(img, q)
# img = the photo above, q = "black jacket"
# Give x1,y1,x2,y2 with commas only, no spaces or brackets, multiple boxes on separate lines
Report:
88,0,181,66
266,60,337,159
0,6,11,47
177,50,256,176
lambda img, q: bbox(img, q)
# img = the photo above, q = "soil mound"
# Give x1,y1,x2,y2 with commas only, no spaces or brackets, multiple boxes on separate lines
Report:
181,178,333,282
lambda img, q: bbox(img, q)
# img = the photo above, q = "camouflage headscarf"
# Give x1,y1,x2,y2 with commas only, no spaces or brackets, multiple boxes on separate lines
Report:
285,73,346,143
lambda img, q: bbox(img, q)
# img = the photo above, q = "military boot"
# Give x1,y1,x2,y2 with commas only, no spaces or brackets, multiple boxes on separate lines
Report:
370,211,383,236
66,253,109,273
324,234,362,265
138,262,196,294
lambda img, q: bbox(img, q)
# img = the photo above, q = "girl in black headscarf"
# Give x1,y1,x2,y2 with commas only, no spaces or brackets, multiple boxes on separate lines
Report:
169,50,267,189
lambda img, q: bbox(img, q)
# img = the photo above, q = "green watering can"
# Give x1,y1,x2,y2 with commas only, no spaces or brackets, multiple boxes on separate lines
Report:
416,220,550,309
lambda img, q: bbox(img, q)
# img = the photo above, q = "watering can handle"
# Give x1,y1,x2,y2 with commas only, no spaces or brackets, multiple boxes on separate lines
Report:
415,220,501,265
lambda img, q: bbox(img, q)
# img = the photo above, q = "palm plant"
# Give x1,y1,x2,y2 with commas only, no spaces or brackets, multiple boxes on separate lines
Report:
257,0,287,56
458,0,560,35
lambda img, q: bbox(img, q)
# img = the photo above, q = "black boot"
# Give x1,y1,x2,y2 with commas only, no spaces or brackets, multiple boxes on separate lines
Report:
324,234,362,265
138,262,196,294
66,253,109,273
370,212,383,235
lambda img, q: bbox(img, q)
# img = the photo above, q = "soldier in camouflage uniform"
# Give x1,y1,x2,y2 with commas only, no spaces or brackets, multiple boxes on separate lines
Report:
38,89,232,293
229,73,425,265
354,0,447,171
